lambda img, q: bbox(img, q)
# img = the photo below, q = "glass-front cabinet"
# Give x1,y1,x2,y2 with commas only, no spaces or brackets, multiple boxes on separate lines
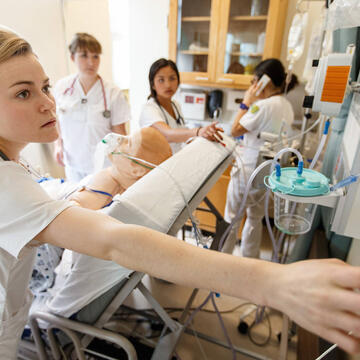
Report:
169,0,288,89
169,0,218,85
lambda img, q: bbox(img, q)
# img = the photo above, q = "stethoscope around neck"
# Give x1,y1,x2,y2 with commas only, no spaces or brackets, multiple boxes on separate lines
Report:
156,99,184,126
63,75,111,118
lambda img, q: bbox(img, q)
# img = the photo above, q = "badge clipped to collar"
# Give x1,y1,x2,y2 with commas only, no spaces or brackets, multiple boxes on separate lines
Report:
63,75,111,119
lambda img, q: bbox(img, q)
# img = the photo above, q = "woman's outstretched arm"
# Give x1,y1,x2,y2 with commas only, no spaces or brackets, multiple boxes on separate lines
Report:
36,206,360,354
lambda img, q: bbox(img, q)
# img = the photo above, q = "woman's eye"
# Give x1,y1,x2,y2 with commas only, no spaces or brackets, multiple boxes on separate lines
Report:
42,84,52,94
16,90,30,99
158,79,164,83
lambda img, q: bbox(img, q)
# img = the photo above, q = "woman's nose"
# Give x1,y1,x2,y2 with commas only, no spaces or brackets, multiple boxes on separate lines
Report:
39,93,56,112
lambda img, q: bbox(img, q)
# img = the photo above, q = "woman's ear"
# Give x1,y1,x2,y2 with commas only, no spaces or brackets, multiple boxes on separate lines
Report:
70,54,75,62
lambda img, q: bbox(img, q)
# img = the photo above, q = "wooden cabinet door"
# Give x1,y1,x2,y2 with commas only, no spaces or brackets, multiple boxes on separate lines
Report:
169,0,289,89
215,0,288,89
169,0,219,86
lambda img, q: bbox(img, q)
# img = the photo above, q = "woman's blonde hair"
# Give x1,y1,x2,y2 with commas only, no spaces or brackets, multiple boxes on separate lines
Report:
0,30,32,64
68,33,102,55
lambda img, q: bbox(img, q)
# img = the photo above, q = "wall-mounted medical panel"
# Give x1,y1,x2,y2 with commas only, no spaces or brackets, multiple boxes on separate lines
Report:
331,92,360,238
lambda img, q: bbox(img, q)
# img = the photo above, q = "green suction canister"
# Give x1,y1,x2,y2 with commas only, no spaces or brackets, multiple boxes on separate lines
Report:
264,164,330,235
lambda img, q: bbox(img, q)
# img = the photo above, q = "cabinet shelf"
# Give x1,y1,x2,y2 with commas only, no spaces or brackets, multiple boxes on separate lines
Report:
229,52,263,57
180,50,209,55
182,16,211,22
230,15,268,21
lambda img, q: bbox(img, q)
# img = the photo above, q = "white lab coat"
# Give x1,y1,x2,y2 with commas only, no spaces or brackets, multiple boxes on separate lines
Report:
223,95,294,257
54,75,130,182
0,160,73,359
139,97,185,154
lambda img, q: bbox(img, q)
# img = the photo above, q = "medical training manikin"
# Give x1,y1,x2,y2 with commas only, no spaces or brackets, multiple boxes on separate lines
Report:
27,128,172,328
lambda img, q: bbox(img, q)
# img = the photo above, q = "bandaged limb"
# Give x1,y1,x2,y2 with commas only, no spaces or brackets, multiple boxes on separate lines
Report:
68,127,172,210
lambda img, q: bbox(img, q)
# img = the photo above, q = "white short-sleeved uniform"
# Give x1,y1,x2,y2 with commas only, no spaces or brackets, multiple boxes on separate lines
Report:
223,95,294,257
54,75,131,181
0,160,73,359
139,98,185,154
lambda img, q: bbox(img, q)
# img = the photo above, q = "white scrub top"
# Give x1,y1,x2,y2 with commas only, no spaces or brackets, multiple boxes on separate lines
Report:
54,75,131,175
238,95,294,186
139,97,185,154
0,160,73,359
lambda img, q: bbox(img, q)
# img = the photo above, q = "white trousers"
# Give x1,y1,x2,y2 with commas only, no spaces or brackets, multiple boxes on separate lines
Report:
223,172,266,258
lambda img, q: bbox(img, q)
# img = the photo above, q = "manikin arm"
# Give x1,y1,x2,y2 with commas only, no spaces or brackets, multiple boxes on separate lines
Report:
68,167,120,210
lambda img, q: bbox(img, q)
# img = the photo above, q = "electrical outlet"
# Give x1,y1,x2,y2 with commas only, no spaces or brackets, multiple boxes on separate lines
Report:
226,90,245,112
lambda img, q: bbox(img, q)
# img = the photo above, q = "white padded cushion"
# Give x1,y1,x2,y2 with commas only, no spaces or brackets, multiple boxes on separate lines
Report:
102,135,235,232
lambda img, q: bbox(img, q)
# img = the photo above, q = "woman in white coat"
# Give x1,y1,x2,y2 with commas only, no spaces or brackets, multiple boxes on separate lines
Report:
223,59,298,257
54,33,130,182
1,31,360,358
139,58,224,154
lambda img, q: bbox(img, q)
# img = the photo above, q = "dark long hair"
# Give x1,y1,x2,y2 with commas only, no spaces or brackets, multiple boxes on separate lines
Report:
254,58,298,93
148,58,180,100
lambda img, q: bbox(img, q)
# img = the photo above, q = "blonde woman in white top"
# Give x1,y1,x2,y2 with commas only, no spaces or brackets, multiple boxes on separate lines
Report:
1,31,360,358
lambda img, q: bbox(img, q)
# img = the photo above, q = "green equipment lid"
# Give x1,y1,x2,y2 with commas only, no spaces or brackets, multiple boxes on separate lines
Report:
266,167,330,197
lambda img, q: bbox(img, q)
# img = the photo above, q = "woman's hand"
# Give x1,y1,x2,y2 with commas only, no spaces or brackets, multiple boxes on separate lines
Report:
198,122,225,146
54,140,64,167
272,259,360,353
243,82,262,107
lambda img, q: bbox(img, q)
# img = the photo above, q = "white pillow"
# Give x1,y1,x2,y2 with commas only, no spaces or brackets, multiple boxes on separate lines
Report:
102,135,235,232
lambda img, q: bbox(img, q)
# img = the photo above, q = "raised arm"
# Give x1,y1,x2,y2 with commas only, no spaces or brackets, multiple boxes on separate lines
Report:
152,121,224,145
231,82,261,137
35,207,360,354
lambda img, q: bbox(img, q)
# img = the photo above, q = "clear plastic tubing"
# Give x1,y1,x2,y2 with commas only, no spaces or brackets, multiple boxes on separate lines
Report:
219,159,274,251
271,114,322,148
330,174,359,191
309,118,330,170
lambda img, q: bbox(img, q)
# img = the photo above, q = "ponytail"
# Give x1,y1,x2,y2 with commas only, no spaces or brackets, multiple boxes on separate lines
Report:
283,73,299,93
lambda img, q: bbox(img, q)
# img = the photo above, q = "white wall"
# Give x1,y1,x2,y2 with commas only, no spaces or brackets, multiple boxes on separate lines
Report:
280,0,324,82
0,0,112,83
63,0,113,82
128,0,169,131
0,0,67,87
